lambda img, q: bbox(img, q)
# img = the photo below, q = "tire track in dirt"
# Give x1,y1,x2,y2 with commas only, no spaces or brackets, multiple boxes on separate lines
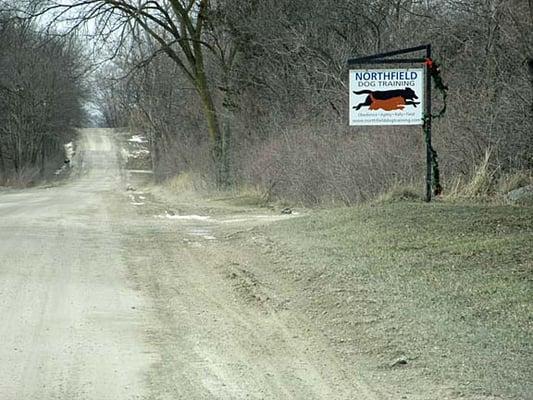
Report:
114,193,380,399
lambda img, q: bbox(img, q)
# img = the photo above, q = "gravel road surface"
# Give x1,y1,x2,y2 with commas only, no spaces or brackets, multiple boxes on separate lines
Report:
0,129,374,399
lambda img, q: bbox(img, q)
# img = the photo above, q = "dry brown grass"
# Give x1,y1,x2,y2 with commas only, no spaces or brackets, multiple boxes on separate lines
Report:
245,201,533,399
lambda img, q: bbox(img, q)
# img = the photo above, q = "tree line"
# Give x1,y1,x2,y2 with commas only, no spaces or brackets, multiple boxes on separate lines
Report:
12,0,533,202
0,12,86,185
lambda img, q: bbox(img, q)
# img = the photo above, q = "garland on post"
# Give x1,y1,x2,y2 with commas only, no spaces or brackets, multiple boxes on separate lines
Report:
423,58,448,196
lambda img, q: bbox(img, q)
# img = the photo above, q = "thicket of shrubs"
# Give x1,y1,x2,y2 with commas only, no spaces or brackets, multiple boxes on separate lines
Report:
99,0,532,204
0,15,86,186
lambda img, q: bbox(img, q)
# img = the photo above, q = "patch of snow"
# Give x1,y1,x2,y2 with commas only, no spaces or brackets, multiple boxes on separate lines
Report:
64,142,74,160
160,213,211,221
128,135,148,143
131,202,145,206
130,149,151,158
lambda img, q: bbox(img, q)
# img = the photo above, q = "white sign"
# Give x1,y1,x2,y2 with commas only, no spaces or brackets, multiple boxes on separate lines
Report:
349,68,424,126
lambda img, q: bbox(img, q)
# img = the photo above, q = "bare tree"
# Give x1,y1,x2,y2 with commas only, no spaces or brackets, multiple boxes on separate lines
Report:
23,0,531,200
17,0,237,186
0,15,86,184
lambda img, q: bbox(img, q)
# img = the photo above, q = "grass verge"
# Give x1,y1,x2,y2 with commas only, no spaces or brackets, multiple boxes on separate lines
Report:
243,201,532,399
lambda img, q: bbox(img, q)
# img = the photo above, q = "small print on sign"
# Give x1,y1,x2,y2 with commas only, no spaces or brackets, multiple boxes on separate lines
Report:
349,69,424,126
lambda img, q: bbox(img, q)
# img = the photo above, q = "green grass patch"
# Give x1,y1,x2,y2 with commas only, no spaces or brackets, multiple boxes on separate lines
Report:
262,202,532,399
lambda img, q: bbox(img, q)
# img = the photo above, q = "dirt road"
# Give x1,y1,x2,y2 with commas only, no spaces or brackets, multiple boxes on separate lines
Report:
0,129,375,399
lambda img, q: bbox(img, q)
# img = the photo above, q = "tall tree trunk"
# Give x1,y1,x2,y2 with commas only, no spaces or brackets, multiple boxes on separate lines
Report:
221,115,232,187
196,67,229,187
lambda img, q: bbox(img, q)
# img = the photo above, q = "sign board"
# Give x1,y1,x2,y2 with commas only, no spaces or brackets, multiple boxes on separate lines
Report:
349,68,424,126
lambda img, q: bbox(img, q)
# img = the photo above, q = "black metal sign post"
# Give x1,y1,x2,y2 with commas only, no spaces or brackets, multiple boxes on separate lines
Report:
424,44,432,203
348,44,435,202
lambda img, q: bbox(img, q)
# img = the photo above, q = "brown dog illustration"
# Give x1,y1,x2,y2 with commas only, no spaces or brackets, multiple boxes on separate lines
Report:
353,88,420,111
